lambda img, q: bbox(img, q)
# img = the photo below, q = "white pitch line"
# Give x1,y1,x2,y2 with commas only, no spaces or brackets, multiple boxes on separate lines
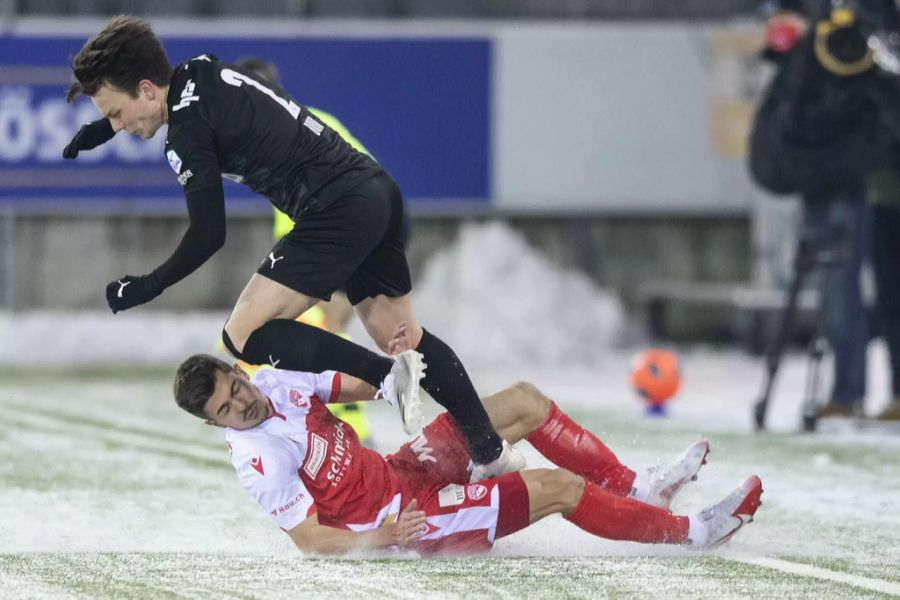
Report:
726,554,900,597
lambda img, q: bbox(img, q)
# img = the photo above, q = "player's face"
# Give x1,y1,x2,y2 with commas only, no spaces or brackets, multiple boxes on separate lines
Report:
91,81,166,139
203,367,273,430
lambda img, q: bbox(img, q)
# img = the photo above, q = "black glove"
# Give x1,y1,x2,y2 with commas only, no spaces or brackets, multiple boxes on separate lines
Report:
63,118,116,159
105,274,162,314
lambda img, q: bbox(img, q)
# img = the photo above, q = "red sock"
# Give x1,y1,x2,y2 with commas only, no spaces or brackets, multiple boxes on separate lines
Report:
565,482,689,544
526,401,636,496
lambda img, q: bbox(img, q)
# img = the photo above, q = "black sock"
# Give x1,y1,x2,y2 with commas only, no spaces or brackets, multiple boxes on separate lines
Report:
234,319,393,387
416,329,503,464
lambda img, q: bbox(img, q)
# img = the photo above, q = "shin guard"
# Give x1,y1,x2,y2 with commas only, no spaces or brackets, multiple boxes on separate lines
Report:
527,401,636,495
565,482,689,544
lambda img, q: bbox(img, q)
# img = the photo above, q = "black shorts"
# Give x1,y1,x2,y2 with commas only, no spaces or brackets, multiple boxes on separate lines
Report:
257,171,412,305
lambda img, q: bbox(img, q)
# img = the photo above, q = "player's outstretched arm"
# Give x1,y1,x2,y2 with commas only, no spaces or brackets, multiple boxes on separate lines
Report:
106,181,226,313
62,118,116,159
287,501,425,555
333,374,378,403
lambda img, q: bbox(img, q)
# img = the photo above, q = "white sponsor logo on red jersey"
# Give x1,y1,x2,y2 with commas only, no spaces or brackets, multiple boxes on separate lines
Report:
326,421,352,487
304,433,328,479
411,434,437,463
438,483,465,507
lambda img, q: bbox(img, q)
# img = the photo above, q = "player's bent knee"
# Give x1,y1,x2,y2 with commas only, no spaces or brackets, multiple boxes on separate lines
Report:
511,381,552,429
522,468,585,519
221,326,247,357
546,469,585,512
223,297,284,355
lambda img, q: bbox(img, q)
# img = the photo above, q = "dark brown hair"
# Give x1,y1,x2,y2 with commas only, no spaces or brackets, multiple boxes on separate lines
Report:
235,57,281,87
67,15,173,102
173,354,233,419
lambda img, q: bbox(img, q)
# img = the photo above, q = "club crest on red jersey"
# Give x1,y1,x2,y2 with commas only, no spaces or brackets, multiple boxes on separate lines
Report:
466,483,488,501
290,389,310,409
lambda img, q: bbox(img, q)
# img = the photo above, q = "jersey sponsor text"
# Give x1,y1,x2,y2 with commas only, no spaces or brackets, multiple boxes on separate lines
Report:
269,491,307,517
411,433,437,463
327,421,352,487
304,433,328,479
172,79,200,112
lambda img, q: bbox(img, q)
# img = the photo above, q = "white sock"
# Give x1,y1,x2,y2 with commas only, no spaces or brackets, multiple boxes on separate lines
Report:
686,514,706,546
629,469,650,502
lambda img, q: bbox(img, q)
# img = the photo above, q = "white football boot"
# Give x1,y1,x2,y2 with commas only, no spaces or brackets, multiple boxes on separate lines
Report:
630,440,710,509
469,441,527,482
379,349,427,435
688,475,763,549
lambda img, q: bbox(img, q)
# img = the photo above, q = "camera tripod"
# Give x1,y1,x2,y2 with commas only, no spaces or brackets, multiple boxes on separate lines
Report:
753,230,847,432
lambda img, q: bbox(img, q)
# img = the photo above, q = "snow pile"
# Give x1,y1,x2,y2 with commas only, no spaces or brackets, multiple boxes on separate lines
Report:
1,221,626,369
412,221,625,368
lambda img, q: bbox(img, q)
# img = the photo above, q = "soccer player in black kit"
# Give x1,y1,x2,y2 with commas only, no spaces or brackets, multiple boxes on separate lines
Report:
64,16,521,479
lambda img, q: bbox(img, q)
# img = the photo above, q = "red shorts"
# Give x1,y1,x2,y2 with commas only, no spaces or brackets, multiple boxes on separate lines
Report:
385,414,529,556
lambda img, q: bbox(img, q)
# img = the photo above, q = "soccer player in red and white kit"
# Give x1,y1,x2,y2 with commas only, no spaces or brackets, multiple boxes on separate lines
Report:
173,327,762,555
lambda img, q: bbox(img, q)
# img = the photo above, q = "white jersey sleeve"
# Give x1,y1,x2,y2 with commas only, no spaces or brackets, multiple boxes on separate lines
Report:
253,368,341,404
227,430,315,531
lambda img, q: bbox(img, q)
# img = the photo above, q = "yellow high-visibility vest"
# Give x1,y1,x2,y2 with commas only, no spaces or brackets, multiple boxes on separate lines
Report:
273,107,372,239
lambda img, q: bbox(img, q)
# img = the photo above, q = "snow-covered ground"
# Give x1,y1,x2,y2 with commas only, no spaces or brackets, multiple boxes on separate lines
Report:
1,222,897,598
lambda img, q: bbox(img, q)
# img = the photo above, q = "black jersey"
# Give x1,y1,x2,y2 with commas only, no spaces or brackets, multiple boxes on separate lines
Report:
164,54,382,219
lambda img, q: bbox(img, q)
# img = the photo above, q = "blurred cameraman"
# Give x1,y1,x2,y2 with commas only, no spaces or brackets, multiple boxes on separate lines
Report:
750,0,900,420
861,0,900,420
867,145,900,420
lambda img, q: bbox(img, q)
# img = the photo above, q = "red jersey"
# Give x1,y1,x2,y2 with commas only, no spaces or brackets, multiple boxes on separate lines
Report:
226,368,401,532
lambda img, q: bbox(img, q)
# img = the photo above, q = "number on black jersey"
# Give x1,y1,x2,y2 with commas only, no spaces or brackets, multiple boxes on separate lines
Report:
220,68,301,119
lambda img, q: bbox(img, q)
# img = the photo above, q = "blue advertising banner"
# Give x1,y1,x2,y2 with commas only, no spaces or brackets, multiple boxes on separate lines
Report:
0,34,491,207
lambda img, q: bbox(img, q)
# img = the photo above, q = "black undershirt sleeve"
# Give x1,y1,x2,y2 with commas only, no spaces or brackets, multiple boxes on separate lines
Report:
146,178,226,293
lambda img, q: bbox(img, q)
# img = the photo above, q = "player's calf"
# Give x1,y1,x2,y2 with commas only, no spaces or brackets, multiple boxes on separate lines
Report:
414,328,505,465
509,393,706,508
501,468,690,544
225,319,395,389
524,400,637,496
493,468,762,549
